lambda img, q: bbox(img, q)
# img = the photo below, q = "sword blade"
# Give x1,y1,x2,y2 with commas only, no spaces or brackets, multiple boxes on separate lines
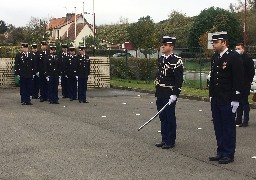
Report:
138,102,169,131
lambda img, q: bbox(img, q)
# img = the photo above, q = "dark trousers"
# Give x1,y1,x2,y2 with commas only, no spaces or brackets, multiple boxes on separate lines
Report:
39,74,48,100
61,76,69,98
20,77,32,103
211,101,236,158
156,97,176,146
78,77,88,101
48,76,59,103
31,75,40,98
236,95,250,123
67,76,77,100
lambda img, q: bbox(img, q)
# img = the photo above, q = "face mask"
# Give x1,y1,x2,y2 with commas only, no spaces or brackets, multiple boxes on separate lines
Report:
235,50,241,54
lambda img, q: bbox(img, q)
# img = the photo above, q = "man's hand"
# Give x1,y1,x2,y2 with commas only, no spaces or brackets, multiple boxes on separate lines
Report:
46,76,50,81
36,72,39,77
231,101,239,113
169,95,177,105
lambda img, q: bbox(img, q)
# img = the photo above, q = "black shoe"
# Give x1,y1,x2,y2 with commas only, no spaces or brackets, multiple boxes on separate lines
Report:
218,157,234,164
40,99,44,102
209,155,222,161
83,100,89,103
32,96,38,99
26,102,32,105
235,119,242,125
70,99,73,101
155,142,165,147
162,144,175,149
54,101,59,104
239,122,248,127
22,102,26,105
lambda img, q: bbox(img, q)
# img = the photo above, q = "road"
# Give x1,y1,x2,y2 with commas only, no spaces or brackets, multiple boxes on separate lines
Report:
0,88,256,180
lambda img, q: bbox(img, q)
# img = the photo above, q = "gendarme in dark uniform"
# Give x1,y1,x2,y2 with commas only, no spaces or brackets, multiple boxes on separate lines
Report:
15,43,36,105
31,43,40,99
155,36,184,149
66,47,79,101
59,44,69,98
45,45,61,104
209,32,244,164
77,45,90,103
36,41,49,102
235,43,255,127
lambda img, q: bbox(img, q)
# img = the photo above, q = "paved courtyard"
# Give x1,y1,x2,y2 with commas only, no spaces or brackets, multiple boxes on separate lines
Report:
0,88,256,180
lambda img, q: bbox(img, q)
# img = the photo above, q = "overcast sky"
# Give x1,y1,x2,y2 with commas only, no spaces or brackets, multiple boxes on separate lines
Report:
1,0,239,27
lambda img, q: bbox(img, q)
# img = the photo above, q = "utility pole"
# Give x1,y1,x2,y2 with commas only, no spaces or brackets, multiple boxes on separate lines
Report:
244,0,247,48
74,7,77,46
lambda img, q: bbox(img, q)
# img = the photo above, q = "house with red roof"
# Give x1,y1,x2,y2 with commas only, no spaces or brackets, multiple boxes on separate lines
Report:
47,13,94,47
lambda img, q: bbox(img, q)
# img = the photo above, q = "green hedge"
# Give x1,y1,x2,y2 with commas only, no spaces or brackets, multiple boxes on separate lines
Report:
110,57,158,81
0,46,20,58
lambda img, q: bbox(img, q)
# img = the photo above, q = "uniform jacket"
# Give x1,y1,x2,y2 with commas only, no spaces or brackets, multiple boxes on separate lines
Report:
36,50,49,74
209,49,244,105
65,54,79,77
155,54,184,98
14,52,35,78
59,52,69,75
77,54,90,78
44,54,62,77
240,53,255,96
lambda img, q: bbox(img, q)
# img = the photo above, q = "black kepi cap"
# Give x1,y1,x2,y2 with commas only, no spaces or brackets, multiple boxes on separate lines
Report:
50,45,57,50
212,32,228,41
41,40,47,45
31,43,37,48
79,45,86,51
21,43,29,48
69,46,76,51
61,44,68,48
161,36,176,45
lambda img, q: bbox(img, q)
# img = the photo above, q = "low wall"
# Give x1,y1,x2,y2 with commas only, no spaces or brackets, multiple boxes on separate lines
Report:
0,57,110,88
0,58,15,87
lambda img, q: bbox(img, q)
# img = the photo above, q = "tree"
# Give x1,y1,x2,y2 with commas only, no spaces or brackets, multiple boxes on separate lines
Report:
24,17,50,44
188,7,243,48
97,23,129,44
127,16,158,57
0,20,8,34
8,27,26,45
156,11,194,48
230,0,256,46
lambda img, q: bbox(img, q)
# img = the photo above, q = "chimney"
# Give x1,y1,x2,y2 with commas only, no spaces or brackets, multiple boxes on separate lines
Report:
66,13,75,21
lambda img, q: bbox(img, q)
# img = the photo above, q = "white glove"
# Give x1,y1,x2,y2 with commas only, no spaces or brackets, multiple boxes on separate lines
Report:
231,101,239,113
209,97,212,103
65,75,68,78
76,76,78,79
168,95,177,105
36,72,39,77
46,76,50,81
33,75,35,79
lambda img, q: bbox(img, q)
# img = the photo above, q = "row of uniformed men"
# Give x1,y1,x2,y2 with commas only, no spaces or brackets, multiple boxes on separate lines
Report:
14,41,90,105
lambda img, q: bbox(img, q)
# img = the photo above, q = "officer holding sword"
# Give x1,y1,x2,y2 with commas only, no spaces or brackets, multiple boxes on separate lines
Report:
154,36,184,149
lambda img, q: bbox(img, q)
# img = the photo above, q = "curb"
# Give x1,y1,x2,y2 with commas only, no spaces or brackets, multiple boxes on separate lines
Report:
111,85,256,109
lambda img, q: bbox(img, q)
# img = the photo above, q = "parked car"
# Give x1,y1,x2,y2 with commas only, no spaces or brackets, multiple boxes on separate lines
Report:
112,52,132,57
